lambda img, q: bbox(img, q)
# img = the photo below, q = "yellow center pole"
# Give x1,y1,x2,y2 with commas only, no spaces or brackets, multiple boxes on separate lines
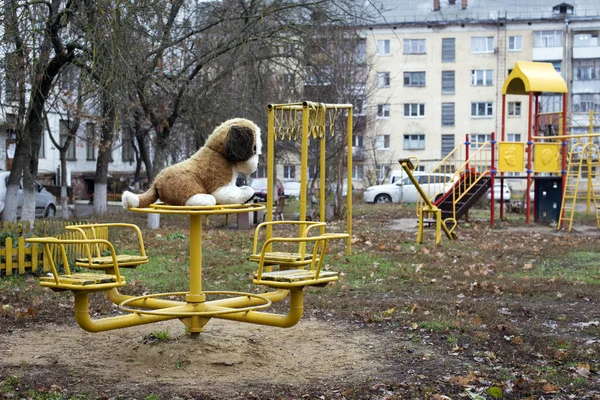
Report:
186,214,205,303
267,106,275,243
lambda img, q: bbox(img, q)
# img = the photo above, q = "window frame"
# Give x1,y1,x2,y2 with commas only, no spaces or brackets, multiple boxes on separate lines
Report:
376,134,391,150
376,39,391,55
471,102,494,118
471,69,494,86
59,120,77,161
441,70,455,94
283,165,296,180
377,72,391,88
404,103,425,118
471,36,494,53
403,39,426,55
508,35,523,51
403,71,426,87
403,134,426,150
508,101,522,116
377,104,391,119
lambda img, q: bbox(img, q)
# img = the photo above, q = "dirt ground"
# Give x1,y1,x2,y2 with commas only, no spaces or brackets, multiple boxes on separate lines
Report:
1,208,600,399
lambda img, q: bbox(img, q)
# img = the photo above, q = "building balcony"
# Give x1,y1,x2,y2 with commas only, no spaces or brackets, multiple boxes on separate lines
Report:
573,46,600,59
532,47,563,61
352,148,366,161
572,80,600,93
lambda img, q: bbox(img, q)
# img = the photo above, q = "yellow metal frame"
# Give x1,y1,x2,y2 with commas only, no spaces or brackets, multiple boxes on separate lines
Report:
65,223,148,269
399,158,457,244
34,203,350,334
266,102,353,254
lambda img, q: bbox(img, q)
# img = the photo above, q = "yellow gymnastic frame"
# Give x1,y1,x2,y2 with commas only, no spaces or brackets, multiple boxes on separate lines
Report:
266,101,353,255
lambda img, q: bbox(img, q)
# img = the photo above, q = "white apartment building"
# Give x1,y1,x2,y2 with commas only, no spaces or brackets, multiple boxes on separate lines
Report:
351,0,600,188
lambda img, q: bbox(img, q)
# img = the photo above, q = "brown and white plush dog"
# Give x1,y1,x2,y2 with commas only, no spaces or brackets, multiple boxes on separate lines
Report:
121,118,262,208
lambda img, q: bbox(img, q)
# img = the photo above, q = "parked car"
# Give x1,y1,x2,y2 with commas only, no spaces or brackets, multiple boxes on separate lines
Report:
487,183,512,203
250,178,284,201
0,171,57,218
363,173,454,204
282,181,301,198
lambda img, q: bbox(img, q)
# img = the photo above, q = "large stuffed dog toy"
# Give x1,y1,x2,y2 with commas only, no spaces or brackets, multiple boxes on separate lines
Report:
122,118,261,208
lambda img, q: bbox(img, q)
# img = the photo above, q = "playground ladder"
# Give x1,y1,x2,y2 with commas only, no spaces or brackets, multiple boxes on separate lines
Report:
558,143,600,231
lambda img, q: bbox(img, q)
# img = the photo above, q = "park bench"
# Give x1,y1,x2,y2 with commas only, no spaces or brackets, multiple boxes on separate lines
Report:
25,237,126,292
65,223,148,270
252,232,348,288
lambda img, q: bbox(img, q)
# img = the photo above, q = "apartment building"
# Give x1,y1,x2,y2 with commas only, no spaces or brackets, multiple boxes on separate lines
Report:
353,0,600,186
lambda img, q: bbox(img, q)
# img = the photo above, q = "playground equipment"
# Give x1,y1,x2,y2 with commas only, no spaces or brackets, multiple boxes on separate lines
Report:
29,101,354,335
407,62,600,234
398,157,457,244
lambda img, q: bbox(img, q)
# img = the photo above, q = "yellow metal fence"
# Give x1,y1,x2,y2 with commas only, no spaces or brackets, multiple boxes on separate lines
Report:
0,221,107,277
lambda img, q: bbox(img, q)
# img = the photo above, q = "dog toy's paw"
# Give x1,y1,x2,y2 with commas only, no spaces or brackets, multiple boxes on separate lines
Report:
121,191,139,209
185,194,217,206
239,186,255,203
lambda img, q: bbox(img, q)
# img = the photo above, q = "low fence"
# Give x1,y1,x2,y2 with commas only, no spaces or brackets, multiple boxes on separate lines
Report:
0,221,107,276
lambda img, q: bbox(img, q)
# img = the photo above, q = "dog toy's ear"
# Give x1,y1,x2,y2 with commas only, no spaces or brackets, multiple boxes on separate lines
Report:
225,125,255,162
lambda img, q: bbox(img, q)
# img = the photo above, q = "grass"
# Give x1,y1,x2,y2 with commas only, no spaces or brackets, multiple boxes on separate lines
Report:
2,202,600,398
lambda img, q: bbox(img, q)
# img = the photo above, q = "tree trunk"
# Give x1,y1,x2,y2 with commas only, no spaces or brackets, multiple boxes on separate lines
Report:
94,91,116,215
60,154,69,219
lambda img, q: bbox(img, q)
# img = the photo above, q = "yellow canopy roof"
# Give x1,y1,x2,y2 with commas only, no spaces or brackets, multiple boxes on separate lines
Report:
502,61,568,95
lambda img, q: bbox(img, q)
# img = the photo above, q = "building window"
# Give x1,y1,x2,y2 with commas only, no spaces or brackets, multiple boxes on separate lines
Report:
352,164,364,179
441,103,455,126
442,38,455,62
471,133,492,149
376,40,391,55
354,96,366,116
377,104,391,118
59,65,77,91
507,133,522,142
471,102,493,117
403,39,426,54
377,165,390,182
572,94,600,113
441,71,455,94
283,73,295,85
533,30,563,48
377,72,390,88
403,71,426,87
508,102,521,116
122,133,135,163
307,166,318,179
539,95,562,113
574,59,600,81
352,135,364,148
403,134,425,150
39,131,45,159
471,69,493,86
471,36,494,53
508,35,523,51
252,165,267,179
86,123,95,161
376,135,390,150
59,120,76,160
404,103,425,117
441,134,455,158
283,165,296,179
574,33,599,47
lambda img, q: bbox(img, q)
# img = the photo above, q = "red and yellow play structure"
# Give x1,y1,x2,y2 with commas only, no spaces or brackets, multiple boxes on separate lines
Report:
409,62,599,243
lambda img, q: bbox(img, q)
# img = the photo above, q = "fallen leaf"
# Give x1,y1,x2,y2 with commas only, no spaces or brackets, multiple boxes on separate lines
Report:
542,383,560,394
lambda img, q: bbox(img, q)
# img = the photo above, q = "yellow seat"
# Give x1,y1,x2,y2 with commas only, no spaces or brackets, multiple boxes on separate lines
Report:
249,221,326,269
253,232,349,288
26,237,127,292
66,223,148,270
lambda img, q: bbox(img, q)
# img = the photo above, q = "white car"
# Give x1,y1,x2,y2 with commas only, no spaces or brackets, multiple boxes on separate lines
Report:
282,181,301,198
487,183,511,203
363,173,454,204
0,171,57,218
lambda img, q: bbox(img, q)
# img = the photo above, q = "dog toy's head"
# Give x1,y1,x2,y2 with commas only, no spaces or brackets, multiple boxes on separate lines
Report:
205,118,262,174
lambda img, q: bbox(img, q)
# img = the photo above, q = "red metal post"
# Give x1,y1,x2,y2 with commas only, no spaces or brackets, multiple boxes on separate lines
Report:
500,95,506,220
490,131,495,227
